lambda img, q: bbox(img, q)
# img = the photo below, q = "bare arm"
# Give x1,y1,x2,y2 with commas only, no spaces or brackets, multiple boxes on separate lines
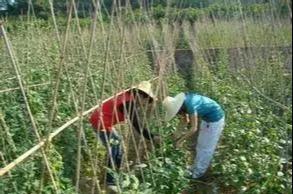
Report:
176,114,198,146
122,101,155,140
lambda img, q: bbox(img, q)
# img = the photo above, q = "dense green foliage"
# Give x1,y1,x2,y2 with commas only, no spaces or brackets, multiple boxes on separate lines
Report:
117,48,292,193
192,51,292,193
0,19,153,193
0,2,292,193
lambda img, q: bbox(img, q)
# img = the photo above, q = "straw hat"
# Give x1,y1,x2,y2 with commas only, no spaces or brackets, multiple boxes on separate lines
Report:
162,93,186,121
131,81,156,100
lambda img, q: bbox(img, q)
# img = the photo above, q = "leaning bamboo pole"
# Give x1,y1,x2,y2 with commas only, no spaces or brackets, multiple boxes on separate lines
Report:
0,22,59,193
75,0,99,191
0,82,51,93
0,77,159,177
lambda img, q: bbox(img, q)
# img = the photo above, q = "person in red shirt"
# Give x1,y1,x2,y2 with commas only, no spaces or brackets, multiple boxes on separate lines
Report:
89,81,159,188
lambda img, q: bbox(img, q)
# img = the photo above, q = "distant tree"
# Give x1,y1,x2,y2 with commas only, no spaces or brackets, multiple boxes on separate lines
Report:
2,0,289,19
171,0,211,8
0,0,8,11
0,0,15,11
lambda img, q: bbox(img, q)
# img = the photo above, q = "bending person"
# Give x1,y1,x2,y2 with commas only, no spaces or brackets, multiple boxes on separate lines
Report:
163,92,225,180
89,81,160,189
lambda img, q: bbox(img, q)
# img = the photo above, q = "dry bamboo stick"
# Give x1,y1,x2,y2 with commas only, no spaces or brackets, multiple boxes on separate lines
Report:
68,1,105,192
236,72,292,112
75,0,99,191
0,141,45,176
48,0,61,44
0,152,18,192
0,112,17,152
0,76,17,83
36,4,74,192
0,82,50,94
0,77,158,177
0,22,59,193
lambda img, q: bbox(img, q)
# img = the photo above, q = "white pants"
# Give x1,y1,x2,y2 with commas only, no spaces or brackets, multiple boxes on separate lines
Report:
192,118,225,178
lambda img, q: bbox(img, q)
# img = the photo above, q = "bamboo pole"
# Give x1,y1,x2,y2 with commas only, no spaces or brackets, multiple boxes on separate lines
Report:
0,22,59,193
37,4,74,192
75,0,99,191
0,82,50,94
236,72,292,112
0,152,18,192
0,77,158,177
66,0,105,192
0,112,17,152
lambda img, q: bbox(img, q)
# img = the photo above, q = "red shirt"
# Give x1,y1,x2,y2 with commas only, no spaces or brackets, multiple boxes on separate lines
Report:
89,91,134,132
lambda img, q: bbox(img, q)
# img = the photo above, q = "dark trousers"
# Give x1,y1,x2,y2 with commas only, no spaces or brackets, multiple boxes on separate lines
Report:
98,129,123,186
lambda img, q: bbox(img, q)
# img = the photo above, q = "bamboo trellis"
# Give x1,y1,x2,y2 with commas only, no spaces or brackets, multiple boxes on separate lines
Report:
0,0,171,193
1,17,164,189
1,1,291,194
0,1,173,192
0,76,159,177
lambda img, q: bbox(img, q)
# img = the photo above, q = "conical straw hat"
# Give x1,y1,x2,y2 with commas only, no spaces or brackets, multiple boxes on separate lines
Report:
131,81,155,99
162,93,186,121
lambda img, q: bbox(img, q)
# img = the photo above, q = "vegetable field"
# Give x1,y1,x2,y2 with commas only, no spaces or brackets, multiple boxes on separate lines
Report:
0,1,292,194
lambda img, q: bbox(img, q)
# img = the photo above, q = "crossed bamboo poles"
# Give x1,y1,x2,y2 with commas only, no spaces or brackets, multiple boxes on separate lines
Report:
0,33,159,177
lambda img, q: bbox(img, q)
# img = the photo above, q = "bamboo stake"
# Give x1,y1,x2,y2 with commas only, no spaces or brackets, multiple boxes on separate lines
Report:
75,0,99,191
35,4,74,191
0,22,59,193
0,112,17,152
68,0,105,192
236,72,292,112
48,0,61,44
0,152,18,192
46,1,73,136
0,82,50,94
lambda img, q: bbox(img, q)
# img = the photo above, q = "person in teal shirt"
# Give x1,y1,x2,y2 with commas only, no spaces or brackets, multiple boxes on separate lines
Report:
163,92,225,179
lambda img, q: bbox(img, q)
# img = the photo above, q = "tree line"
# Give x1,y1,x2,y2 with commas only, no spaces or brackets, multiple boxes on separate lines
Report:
0,0,290,21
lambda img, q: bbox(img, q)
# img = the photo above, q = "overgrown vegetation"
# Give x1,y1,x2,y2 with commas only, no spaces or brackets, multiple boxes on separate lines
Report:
116,46,292,193
0,1,292,193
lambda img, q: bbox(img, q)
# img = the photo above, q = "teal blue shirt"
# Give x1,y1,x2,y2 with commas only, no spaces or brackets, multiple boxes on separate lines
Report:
184,93,224,122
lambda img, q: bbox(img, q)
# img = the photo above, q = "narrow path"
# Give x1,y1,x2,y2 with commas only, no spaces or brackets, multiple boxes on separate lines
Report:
181,178,237,194
181,179,219,194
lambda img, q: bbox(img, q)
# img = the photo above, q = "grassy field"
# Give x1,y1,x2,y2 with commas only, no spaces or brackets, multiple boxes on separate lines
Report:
0,13,292,194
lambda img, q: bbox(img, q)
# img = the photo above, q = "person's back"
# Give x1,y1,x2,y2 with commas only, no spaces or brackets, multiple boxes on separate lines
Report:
89,81,159,190
90,91,134,131
184,93,224,122
163,92,226,180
